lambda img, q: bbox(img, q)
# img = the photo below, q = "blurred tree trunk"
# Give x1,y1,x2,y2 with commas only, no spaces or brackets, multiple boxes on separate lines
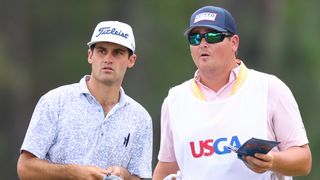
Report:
224,0,283,72
259,0,284,73
3,0,33,179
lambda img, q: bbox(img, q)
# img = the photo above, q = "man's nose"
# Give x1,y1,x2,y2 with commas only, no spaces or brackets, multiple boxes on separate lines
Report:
104,53,113,63
199,37,209,47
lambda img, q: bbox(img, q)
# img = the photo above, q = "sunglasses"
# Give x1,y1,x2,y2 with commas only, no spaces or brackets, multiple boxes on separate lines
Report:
188,32,233,45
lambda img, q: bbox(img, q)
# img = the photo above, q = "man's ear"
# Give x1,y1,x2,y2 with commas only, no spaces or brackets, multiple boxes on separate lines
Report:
231,34,239,53
88,49,93,64
127,54,137,68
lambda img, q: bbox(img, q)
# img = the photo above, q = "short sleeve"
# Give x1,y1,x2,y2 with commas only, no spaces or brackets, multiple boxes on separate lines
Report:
157,97,177,162
20,93,58,159
268,75,309,150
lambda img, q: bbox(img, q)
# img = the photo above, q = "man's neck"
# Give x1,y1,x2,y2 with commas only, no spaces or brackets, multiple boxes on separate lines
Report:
199,61,239,92
86,77,121,115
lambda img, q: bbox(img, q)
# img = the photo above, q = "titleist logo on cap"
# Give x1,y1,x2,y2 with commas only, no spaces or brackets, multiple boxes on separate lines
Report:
96,27,129,39
194,12,217,23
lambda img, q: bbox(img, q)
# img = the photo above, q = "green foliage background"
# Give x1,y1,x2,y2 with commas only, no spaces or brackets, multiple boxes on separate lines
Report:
0,0,319,179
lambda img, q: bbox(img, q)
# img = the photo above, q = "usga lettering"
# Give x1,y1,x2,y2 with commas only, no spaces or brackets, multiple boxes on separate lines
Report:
96,27,129,39
189,136,241,158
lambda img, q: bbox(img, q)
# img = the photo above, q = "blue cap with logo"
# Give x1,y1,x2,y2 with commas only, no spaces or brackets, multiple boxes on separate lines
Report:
184,6,237,36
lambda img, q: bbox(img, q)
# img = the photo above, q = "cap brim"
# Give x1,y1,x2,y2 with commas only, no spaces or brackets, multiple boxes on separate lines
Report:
183,25,227,36
87,40,134,52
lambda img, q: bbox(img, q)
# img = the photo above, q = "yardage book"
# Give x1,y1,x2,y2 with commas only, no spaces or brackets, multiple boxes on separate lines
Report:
225,137,280,160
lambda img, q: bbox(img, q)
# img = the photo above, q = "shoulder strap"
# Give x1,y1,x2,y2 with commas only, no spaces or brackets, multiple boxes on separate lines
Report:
191,63,249,100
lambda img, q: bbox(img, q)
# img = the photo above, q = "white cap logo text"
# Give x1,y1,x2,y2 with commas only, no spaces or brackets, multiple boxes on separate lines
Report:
194,12,217,23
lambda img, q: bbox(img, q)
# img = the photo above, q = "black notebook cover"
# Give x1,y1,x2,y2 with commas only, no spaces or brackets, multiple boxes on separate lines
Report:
225,137,280,161
236,137,280,160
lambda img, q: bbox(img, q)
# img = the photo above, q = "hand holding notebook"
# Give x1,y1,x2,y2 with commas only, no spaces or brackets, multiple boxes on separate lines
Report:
225,137,280,161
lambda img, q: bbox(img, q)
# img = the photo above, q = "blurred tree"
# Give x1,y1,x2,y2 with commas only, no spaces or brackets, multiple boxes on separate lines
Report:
0,0,319,179
1,0,34,179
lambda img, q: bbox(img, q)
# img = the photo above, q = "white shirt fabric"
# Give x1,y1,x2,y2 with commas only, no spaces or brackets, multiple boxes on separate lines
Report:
20,75,153,178
165,70,292,179
158,64,308,162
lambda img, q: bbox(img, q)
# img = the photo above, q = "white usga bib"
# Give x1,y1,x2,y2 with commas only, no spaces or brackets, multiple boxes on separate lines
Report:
167,70,286,180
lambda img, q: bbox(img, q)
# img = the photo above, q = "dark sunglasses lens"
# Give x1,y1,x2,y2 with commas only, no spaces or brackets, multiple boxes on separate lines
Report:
205,33,224,43
188,34,201,45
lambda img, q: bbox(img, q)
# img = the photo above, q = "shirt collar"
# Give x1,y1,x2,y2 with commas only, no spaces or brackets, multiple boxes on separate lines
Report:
79,75,129,106
194,61,242,84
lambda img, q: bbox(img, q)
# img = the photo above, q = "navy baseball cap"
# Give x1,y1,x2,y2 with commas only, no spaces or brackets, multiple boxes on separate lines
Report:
184,6,237,36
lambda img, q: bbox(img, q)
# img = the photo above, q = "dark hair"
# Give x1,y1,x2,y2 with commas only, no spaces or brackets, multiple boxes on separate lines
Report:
127,48,133,57
89,44,133,58
90,44,96,51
